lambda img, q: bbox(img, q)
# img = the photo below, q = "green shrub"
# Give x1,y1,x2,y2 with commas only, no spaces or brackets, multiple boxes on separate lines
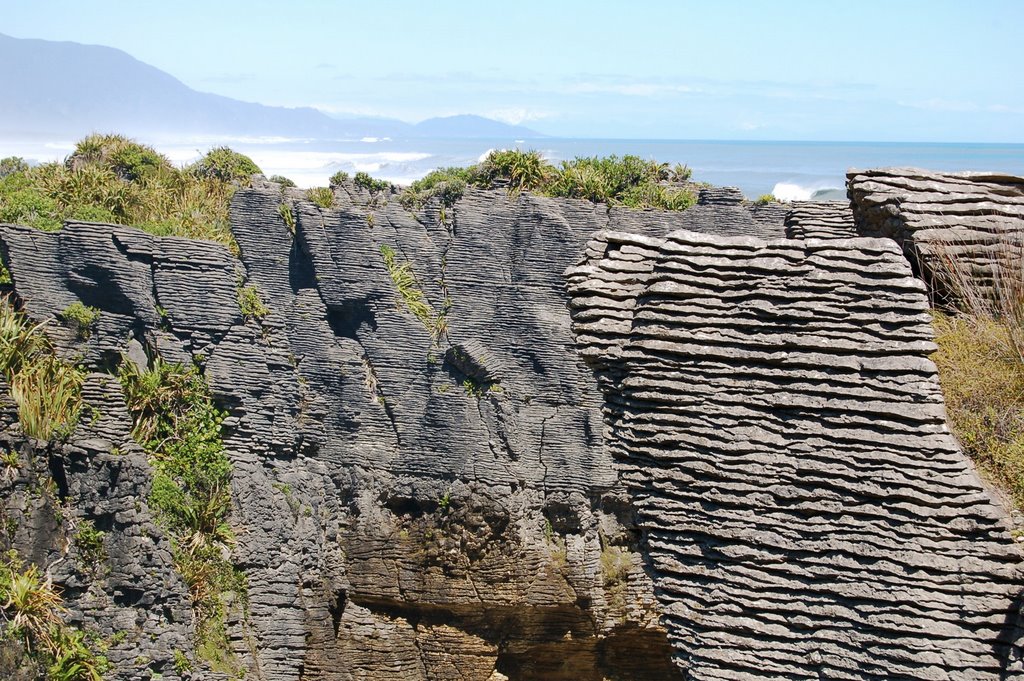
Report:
474,149,551,194
268,174,296,188
670,163,692,182
0,156,29,179
353,172,391,194
59,302,100,339
329,170,349,186
0,550,107,681
189,147,262,184
755,194,777,205
237,284,269,321
0,298,84,441
67,133,171,182
0,134,241,247
306,186,335,209
405,151,697,211
73,519,106,564
118,357,242,669
400,167,471,208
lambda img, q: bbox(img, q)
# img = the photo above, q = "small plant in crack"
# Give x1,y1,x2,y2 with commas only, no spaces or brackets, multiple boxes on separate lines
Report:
237,283,269,322
58,302,100,340
379,245,434,330
277,202,296,234
306,186,335,209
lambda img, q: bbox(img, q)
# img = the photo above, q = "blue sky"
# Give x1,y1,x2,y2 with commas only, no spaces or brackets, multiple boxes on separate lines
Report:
3,0,1023,141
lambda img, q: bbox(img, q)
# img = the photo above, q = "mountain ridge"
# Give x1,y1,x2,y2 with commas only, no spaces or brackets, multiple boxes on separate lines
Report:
0,32,543,140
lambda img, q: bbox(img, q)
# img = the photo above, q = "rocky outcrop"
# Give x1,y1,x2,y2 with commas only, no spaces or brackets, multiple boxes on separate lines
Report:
3,182,779,681
662,186,786,239
1,174,1022,680
566,229,1024,679
784,200,857,239
847,168,1024,296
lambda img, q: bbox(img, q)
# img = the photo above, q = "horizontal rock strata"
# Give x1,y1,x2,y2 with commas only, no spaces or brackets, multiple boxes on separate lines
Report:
784,200,857,240
567,228,1024,679
847,168,1024,298
2,181,780,680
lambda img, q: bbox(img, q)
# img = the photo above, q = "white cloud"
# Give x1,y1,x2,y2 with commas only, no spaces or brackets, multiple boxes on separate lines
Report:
565,82,698,96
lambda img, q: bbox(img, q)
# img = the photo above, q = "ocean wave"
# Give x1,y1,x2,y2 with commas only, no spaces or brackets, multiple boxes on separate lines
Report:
771,181,845,202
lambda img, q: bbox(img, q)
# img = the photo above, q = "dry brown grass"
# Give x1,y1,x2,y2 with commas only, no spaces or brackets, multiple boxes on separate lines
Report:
928,236,1024,510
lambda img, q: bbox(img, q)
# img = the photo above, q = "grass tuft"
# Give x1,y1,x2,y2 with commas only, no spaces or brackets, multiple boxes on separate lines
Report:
305,187,335,209
0,134,255,248
0,298,84,441
0,549,108,680
928,237,1024,511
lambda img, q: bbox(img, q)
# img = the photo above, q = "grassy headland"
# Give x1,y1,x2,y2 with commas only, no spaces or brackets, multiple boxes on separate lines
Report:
0,134,263,250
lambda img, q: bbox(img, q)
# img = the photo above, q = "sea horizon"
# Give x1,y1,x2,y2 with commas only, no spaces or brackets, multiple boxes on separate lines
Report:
3,134,1023,201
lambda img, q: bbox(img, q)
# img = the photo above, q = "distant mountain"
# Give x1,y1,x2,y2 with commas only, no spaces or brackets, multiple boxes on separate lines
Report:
0,33,543,140
413,115,540,138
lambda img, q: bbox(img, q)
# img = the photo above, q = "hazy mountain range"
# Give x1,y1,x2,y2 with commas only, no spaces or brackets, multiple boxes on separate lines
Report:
0,33,543,140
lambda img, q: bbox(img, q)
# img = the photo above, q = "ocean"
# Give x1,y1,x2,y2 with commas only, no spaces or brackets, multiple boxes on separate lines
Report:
6,136,1024,200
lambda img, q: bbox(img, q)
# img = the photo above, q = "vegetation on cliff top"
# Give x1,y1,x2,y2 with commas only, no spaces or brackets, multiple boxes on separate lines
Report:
399,149,696,210
0,134,262,250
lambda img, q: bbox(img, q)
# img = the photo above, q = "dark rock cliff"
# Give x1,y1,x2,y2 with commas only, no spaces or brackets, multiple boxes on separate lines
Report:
0,172,1021,680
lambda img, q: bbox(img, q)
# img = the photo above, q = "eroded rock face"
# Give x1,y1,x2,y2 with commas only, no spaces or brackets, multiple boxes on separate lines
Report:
783,200,857,240
2,175,1022,680
2,183,777,680
566,228,1024,679
847,167,1024,296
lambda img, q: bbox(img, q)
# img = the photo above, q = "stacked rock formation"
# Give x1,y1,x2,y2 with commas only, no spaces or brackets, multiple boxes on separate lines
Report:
848,168,1024,297
0,170,1021,680
784,200,858,239
566,229,1024,679
5,184,746,681
665,185,785,238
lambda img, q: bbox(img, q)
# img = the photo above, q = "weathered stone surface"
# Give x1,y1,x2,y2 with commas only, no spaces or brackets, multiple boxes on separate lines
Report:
1,173,1022,679
567,228,1024,679
784,200,857,239
6,181,763,679
847,167,1024,296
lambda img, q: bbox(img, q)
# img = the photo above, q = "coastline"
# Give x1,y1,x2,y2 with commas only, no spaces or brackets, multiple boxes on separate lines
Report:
3,135,1023,199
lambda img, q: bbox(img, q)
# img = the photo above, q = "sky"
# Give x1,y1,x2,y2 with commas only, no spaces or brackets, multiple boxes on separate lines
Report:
3,0,1024,142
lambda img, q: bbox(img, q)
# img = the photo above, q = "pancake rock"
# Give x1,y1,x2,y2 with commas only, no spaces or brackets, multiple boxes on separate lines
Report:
784,200,858,240
566,228,1024,679
1,181,779,681
847,168,1024,297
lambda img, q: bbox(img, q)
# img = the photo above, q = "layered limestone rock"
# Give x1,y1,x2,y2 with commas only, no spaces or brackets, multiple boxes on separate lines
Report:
2,182,777,680
847,168,1024,296
784,200,857,239
1,173,1022,680
566,229,1024,679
